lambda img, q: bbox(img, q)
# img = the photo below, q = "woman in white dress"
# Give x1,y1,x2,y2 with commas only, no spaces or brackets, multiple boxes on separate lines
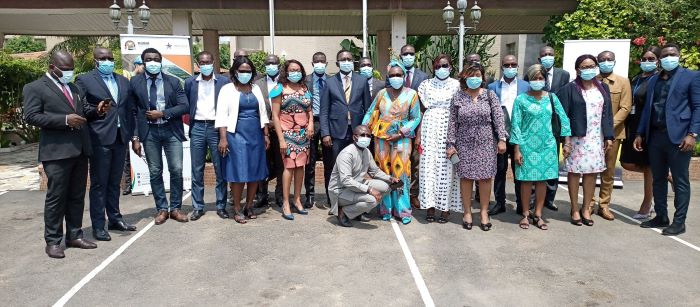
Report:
417,54,462,223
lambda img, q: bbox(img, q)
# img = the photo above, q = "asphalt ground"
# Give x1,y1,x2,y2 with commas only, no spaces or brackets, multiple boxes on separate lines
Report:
0,180,699,307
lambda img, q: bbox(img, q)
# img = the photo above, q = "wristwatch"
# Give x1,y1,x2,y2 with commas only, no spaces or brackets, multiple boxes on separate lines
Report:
132,136,140,142
689,132,698,138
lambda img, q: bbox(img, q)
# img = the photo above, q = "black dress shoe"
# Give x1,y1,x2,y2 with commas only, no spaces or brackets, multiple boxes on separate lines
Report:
217,209,230,219
66,238,97,249
544,202,559,211
108,220,137,231
303,202,314,209
253,196,269,209
190,210,205,221
122,188,131,196
354,213,371,222
640,216,670,228
93,229,112,241
45,245,65,259
487,202,506,216
337,212,353,227
662,223,685,236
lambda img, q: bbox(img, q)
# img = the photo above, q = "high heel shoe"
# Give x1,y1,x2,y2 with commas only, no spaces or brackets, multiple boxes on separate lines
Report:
244,207,257,219
479,222,493,231
570,211,582,226
282,213,294,220
293,205,308,215
580,209,594,226
462,220,473,230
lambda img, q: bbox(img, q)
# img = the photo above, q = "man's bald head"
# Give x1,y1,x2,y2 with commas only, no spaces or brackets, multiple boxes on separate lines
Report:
49,50,74,71
264,54,280,65
353,125,370,136
234,49,249,59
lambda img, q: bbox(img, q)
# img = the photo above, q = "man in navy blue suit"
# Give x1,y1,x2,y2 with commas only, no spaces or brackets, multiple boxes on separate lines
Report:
486,54,530,216
634,43,700,236
184,51,231,221
130,47,190,225
76,47,138,241
320,49,372,215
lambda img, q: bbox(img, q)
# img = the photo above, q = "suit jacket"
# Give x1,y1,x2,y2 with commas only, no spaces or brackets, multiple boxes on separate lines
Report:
558,81,614,140
75,69,134,146
130,73,189,142
487,78,529,134
254,75,277,120
384,68,429,91
525,67,570,92
184,73,231,136
597,73,632,139
369,77,384,98
23,75,92,162
320,72,372,140
637,67,700,144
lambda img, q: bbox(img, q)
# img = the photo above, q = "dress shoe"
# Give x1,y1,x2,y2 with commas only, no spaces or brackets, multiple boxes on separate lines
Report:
662,223,686,236
93,229,112,241
544,202,558,211
66,238,97,249
216,209,230,219
487,202,506,216
410,197,421,209
597,208,615,221
108,220,137,231
190,210,205,221
354,213,371,222
154,210,169,225
294,206,309,215
640,216,670,228
337,211,353,227
122,187,131,195
170,209,189,223
253,196,269,209
45,245,65,259
316,202,328,209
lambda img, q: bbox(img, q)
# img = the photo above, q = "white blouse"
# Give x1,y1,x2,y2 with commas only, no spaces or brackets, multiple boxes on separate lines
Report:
215,83,270,133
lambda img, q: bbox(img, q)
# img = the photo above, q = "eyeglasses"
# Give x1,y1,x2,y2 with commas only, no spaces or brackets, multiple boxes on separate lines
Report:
356,133,372,138
435,63,450,69
502,63,518,68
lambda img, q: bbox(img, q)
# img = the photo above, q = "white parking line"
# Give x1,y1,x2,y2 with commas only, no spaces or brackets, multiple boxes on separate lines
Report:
558,185,700,253
390,219,435,307
53,191,192,307
0,191,8,196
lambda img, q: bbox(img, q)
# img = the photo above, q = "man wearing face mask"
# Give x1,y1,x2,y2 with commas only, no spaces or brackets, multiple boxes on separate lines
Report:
24,51,98,258
130,47,190,225
359,57,383,98
184,51,231,221
74,47,137,241
486,54,530,216
254,54,284,208
320,50,372,213
328,125,399,227
635,43,700,236
303,52,331,209
591,50,632,221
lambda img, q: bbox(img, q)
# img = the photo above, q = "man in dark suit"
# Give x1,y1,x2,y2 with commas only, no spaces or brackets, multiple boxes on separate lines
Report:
185,51,231,221
304,52,331,209
75,47,137,242
359,57,384,98
24,51,98,258
635,43,700,236
254,54,284,208
320,50,372,214
130,47,190,225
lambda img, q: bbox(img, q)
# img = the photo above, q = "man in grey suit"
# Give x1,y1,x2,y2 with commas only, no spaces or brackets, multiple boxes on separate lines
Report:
304,52,331,209
329,125,399,227
359,57,384,98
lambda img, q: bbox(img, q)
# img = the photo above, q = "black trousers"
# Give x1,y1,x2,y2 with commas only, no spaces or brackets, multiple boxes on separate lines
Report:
43,155,88,245
257,128,283,204
304,118,322,204
89,134,126,230
494,144,522,208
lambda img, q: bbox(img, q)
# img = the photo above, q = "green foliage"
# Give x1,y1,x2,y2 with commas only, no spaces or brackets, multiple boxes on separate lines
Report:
0,51,45,142
248,51,270,76
418,35,497,77
3,35,46,54
220,44,231,69
50,36,123,76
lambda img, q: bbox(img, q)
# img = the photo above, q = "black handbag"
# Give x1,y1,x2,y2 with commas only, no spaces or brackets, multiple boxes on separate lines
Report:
549,92,561,140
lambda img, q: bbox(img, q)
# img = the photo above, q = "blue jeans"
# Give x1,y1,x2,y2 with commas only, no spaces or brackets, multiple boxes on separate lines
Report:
190,121,227,210
648,130,692,224
144,125,184,211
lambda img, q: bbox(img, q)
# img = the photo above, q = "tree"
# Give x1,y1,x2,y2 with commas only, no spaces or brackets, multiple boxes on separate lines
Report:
3,35,46,54
50,36,123,75
220,44,230,69
418,35,497,78
0,51,44,143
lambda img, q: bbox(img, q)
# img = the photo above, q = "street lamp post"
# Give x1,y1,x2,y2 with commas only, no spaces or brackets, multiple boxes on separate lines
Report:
442,0,481,70
109,0,151,34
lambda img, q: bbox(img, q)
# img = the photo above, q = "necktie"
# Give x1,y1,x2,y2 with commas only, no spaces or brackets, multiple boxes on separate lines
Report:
344,75,352,103
148,76,158,110
405,70,412,88
61,85,75,110
317,77,325,93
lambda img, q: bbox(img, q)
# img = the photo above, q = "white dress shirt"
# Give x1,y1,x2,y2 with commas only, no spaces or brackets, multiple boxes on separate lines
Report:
266,75,278,95
500,77,518,118
194,74,217,120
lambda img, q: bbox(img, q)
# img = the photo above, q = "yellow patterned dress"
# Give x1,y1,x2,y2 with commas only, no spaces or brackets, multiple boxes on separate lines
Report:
362,87,421,221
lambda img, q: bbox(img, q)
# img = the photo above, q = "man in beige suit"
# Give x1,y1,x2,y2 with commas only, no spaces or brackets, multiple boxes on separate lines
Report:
594,50,632,221
329,125,399,227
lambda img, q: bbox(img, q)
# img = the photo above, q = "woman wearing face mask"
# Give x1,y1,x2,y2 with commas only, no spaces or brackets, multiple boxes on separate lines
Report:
416,54,462,223
362,64,422,225
270,59,314,220
557,54,614,227
621,46,661,219
510,64,572,230
215,57,270,224
447,63,507,231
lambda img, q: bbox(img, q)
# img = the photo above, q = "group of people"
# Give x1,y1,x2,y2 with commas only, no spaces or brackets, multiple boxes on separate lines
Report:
24,41,698,259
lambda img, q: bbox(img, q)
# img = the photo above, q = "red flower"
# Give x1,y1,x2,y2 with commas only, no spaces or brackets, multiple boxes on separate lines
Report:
658,36,666,46
632,36,647,46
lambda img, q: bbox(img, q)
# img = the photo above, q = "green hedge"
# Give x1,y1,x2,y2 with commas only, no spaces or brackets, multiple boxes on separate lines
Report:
0,51,45,143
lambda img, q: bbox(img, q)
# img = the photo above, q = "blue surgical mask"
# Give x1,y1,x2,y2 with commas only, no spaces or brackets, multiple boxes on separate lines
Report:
435,67,450,80
288,71,303,83
640,61,657,73
599,61,615,74
237,72,252,84
579,68,598,81
356,136,371,148
660,56,680,71
540,56,555,69
529,80,546,91
503,67,518,79
359,66,373,78
466,77,482,89
389,77,404,89
145,61,162,75
313,63,326,75
55,69,74,84
401,54,415,68
265,64,279,77
199,64,214,77
97,60,115,75
339,61,354,73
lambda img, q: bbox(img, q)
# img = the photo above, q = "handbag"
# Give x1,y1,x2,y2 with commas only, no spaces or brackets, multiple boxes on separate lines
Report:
549,92,561,141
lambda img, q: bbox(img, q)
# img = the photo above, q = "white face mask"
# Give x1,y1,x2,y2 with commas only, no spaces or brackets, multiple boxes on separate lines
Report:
356,136,371,148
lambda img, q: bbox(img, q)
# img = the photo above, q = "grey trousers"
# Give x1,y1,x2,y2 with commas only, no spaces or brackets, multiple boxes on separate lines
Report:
330,179,390,219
